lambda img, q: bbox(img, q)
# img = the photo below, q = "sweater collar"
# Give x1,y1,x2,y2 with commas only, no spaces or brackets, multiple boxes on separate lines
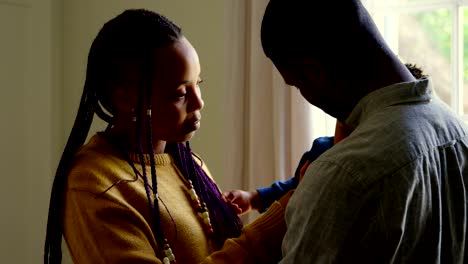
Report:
127,152,173,165
93,133,174,165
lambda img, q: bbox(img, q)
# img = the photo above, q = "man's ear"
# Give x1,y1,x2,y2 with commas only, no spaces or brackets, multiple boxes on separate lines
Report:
301,57,326,82
112,87,137,114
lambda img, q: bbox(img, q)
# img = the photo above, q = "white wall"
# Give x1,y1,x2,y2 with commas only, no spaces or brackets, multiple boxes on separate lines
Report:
0,0,57,262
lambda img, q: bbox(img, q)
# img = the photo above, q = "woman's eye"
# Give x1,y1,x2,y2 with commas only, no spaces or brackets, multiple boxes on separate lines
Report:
197,79,204,86
172,89,186,101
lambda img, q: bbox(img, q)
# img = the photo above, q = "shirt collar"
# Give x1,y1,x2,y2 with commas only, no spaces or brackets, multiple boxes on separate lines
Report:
346,78,433,128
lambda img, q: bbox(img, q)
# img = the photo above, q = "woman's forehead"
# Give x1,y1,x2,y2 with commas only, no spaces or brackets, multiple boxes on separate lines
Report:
151,37,200,82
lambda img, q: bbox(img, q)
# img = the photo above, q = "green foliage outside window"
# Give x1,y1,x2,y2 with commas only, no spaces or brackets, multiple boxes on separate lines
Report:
414,9,468,81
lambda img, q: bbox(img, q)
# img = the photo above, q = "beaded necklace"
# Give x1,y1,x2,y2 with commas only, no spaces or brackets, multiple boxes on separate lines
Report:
184,179,215,235
100,133,214,263
133,156,215,263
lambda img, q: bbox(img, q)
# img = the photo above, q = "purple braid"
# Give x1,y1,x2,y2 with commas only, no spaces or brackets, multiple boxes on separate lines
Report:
166,142,243,247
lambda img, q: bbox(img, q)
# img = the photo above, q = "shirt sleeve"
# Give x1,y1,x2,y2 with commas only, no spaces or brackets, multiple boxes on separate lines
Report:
257,177,297,213
257,136,335,212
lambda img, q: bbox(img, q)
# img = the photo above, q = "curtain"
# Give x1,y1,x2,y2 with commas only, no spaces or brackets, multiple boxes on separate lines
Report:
222,0,335,222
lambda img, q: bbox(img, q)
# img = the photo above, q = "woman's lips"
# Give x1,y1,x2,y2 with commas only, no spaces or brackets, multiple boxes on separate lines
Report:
191,119,201,129
185,117,201,131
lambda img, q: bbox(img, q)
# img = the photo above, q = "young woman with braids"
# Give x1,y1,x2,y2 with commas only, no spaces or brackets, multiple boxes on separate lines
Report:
44,9,290,264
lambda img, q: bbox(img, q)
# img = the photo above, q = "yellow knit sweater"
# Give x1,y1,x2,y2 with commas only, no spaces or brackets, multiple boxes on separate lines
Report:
63,134,289,264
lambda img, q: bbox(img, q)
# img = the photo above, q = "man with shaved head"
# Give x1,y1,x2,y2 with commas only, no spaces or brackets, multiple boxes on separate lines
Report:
261,0,468,263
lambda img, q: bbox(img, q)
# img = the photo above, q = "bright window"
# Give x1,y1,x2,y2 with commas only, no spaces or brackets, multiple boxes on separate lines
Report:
365,0,468,121
310,0,468,139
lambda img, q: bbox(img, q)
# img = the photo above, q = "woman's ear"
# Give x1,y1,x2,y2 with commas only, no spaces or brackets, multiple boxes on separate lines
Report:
112,87,137,114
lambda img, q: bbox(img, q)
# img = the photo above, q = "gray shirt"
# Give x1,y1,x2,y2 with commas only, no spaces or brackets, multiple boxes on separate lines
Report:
281,79,468,263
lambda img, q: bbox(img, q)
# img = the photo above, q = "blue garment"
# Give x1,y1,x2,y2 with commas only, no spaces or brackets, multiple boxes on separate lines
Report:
256,136,334,212
281,79,468,263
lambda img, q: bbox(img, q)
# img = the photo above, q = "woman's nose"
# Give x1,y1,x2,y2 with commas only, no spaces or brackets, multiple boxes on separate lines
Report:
189,89,204,111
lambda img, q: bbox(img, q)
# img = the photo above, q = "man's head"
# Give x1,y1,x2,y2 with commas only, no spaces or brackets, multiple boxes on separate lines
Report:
261,0,401,120
261,0,365,64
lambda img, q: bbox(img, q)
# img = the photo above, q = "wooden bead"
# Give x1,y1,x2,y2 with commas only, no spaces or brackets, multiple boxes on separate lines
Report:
164,248,172,256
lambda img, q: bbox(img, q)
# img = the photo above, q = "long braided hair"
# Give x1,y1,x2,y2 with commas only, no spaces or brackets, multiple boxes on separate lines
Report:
44,9,242,263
